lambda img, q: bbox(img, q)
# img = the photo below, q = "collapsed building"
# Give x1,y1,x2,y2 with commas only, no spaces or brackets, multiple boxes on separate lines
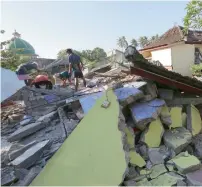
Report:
1,46,202,186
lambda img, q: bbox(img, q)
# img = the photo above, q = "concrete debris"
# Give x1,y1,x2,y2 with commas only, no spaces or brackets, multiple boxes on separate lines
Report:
192,134,202,159
150,172,184,186
158,88,174,100
163,127,192,154
10,140,50,169
169,107,183,129
186,168,202,186
170,152,201,174
9,141,37,161
150,164,167,179
1,166,18,186
8,122,46,142
186,104,202,136
140,118,164,148
2,66,202,186
130,99,165,130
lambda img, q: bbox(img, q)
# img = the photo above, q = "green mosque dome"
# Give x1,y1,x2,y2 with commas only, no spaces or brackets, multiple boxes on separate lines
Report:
8,30,36,55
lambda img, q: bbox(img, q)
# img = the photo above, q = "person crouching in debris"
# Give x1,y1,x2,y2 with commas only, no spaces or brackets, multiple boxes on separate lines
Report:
66,48,86,91
55,71,72,87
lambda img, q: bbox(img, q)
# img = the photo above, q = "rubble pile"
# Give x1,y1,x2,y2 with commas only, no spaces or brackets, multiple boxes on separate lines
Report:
119,82,202,186
1,69,202,186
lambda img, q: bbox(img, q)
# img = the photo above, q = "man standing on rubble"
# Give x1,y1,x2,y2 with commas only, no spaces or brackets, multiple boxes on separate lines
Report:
66,48,86,91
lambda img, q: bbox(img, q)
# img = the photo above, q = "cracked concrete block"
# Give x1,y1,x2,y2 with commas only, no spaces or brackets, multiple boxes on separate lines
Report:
186,104,202,136
36,111,58,123
123,179,136,186
145,82,157,99
186,168,202,186
10,140,50,169
177,179,187,186
130,99,165,130
160,105,172,126
150,172,184,186
9,141,37,161
136,178,152,186
170,152,201,174
150,164,167,179
148,146,169,165
124,127,135,149
158,88,174,100
1,166,18,186
129,150,146,167
8,122,46,142
163,127,192,154
192,134,202,159
169,107,183,129
182,112,187,127
125,166,139,180
114,87,144,106
140,118,164,148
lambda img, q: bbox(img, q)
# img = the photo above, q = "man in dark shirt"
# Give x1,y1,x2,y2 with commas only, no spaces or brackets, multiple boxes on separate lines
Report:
67,48,86,91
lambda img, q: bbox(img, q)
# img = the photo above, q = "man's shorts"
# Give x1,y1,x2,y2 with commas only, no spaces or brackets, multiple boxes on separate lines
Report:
74,71,84,78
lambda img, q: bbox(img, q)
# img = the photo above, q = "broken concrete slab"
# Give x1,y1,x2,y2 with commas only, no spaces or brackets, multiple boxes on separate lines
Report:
144,82,157,99
36,111,58,123
123,179,136,186
177,179,187,186
160,105,172,126
158,88,174,100
114,87,144,106
140,118,164,148
9,141,37,161
163,127,192,154
8,122,46,142
148,146,170,165
169,107,183,129
150,164,167,179
186,168,202,186
125,166,139,180
18,166,42,186
170,152,201,174
1,166,18,186
192,134,202,159
186,104,202,136
10,140,50,169
129,150,146,167
150,172,184,186
124,127,135,149
136,178,152,186
123,81,147,89
130,99,165,130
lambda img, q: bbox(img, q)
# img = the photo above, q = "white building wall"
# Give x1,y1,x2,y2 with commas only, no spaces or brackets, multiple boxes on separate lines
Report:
151,48,172,66
171,44,195,76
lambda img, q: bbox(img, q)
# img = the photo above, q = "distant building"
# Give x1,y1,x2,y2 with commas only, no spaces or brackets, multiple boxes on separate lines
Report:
139,25,202,76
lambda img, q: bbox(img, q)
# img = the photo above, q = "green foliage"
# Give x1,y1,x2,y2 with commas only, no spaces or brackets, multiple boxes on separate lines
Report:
183,0,202,32
57,49,67,60
131,39,138,48
191,64,202,76
138,36,149,48
117,36,128,50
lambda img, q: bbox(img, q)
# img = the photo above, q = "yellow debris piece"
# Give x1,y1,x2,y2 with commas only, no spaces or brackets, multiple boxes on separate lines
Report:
124,127,134,148
142,118,164,148
161,106,170,117
129,150,146,167
182,112,187,127
170,107,182,129
190,105,202,136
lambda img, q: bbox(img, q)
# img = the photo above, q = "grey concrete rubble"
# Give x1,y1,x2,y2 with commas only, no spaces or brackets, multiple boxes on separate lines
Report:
186,168,202,186
9,141,37,161
1,68,202,186
10,140,50,169
8,122,47,142
163,127,192,154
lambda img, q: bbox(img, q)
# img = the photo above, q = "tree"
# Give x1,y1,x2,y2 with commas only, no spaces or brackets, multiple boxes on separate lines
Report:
131,39,138,48
117,36,128,51
183,0,202,32
138,36,149,48
57,49,67,60
91,47,107,61
150,34,160,43
0,31,31,71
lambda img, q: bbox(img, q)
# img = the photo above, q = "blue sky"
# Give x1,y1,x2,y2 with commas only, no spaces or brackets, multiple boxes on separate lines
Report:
1,1,188,59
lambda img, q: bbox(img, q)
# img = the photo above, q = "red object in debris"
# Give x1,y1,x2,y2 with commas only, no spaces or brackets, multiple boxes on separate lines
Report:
133,127,139,132
1,101,15,108
32,75,49,83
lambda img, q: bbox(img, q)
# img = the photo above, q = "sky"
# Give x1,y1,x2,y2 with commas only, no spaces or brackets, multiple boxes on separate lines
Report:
1,1,188,59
